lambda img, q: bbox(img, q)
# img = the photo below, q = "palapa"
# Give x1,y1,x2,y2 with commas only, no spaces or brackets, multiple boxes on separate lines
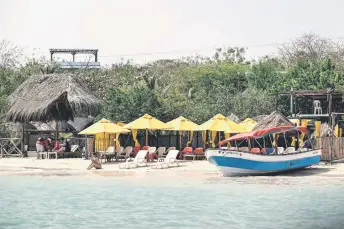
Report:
253,111,293,131
7,74,102,123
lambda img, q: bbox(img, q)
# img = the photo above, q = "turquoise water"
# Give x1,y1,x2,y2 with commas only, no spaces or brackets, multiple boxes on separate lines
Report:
1,173,344,229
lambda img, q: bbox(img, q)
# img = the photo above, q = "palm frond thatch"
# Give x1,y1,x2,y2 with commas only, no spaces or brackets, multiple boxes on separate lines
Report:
252,115,268,122
253,111,293,131
7,74,102,123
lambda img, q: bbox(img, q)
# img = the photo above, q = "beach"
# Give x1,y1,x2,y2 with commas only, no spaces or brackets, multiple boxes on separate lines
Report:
1,156,344,180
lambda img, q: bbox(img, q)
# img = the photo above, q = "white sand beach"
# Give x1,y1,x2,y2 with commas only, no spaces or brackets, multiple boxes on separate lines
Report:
1,157,344,181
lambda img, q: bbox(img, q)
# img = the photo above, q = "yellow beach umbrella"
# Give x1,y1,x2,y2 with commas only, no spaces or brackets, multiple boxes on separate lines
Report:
166,116,199,131
199,114,246,133
199,114,246,147
79,119,130,135
79,118,130,151
239,118,257,131
123,114,172,146
166,116,199,149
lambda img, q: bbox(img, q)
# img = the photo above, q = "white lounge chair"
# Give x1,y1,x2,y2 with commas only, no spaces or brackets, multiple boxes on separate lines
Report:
162,147,176,158
150,150,179,169
157,147,166,158
119,150,148,169
115,146,125,161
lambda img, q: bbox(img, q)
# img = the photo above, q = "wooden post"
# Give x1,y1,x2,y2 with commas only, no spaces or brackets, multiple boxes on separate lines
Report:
290,87,294,117
330,115,335,164
1,140,3,158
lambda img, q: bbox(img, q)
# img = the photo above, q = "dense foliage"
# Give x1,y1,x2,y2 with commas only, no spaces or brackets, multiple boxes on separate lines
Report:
1,33,344,137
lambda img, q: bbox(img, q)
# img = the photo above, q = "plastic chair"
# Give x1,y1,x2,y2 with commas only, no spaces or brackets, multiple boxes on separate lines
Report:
194,148,205,160
142,146,150,150
181,147,193,160
133,146,140,156
162,147,176,158
157,147,166,158
314,100,322,114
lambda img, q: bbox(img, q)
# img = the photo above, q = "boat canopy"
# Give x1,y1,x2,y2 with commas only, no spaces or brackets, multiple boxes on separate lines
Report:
219,126,308,144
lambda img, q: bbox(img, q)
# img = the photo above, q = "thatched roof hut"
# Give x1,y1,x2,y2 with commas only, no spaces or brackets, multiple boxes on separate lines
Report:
7,74,102,123
252,115,268,122
253,111,293,131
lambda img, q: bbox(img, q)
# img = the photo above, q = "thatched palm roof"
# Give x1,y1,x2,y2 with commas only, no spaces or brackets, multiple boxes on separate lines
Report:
252,115,268,122
7,74,102,123
253,111,293,131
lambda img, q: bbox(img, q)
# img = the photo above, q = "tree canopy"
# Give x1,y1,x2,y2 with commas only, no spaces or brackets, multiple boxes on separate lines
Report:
1,33,344,136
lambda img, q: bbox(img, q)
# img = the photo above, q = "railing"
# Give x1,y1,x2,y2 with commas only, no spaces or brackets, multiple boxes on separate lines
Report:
0,138,23,158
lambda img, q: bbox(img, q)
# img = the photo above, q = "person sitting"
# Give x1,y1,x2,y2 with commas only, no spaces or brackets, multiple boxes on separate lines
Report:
302,136,312,149
52,139,61,152
60,137,71,152
87,153,102,170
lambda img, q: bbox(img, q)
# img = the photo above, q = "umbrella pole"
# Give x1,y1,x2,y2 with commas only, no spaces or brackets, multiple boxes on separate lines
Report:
169,132,172,147
218,131,220,145
146,129,148,146
179,131,182,149
196,131,199,148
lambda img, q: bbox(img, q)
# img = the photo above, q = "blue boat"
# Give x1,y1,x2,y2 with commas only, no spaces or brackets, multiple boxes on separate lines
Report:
206,126,321,176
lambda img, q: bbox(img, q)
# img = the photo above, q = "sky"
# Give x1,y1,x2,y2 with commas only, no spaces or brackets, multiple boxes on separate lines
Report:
1,0,344,65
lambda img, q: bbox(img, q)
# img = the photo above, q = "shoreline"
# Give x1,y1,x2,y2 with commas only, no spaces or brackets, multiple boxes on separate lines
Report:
1,157,344,179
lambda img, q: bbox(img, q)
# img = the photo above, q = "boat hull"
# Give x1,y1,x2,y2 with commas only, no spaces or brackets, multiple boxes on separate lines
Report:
207,149,321,177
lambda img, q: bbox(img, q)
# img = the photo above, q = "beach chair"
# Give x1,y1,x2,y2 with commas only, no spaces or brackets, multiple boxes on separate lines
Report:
36,143,47,159
115,146,125,161
156,147,166,158
194,148,205,160
150,150,179,169
229,147,238,151
105,146,116,162
182,147,193,160
162,147,176,158
142,146,150,150
122,146,133,159
119,150,148,169
147,147,157,161
133,146,140,156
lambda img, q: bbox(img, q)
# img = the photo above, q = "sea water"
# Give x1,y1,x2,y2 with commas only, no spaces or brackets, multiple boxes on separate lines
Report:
1,172,344,229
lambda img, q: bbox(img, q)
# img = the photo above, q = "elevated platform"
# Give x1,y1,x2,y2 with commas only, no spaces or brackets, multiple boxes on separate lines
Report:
57,61,101,69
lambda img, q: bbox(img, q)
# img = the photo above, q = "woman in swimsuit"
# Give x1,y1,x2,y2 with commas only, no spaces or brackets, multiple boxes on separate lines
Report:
87,153,102,170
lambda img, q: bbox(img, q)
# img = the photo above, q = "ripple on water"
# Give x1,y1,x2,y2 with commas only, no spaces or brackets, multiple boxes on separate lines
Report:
1,175,344,229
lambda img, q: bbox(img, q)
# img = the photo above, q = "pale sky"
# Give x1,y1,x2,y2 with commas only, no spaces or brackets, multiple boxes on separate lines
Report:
1,0,344,65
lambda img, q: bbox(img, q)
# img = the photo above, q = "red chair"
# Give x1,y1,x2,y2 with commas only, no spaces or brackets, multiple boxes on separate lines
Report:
142,146,149,150
132,146,140,157
180,147,193,160
193,147,205,160
261,148,266,154
251,148,261,154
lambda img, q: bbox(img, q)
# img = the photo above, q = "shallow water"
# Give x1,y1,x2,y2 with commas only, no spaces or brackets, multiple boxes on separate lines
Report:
1,173,344,229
